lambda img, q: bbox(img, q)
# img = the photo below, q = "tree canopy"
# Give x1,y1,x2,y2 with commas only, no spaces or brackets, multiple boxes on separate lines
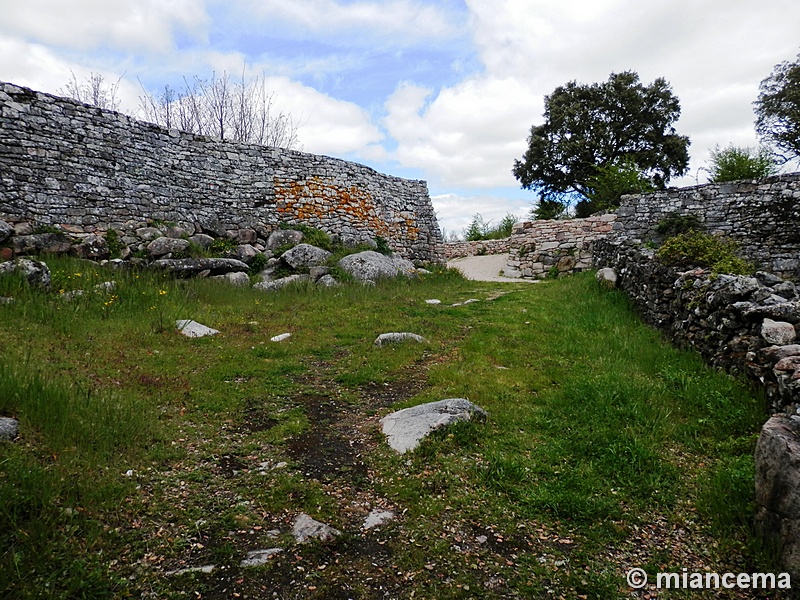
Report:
513,71,690,210
755,52,800,162
706,145,778,182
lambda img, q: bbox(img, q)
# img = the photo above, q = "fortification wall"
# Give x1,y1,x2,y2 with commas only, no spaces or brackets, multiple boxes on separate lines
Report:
0,82,444,264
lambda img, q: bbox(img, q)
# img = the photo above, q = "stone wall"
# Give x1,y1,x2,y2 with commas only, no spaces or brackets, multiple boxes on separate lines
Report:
505,214,616,279
0,82,444,264
612,174,800,278
443,238,512,259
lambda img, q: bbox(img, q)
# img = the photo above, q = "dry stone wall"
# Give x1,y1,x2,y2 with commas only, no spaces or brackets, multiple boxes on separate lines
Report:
0,82,444,264
505,214,616,279
612,174,800,278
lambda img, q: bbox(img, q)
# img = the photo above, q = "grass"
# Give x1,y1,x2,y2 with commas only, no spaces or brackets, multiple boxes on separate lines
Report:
0,256,773,599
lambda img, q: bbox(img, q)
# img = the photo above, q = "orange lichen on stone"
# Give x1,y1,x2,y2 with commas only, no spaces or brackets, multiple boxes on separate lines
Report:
274,175,419,242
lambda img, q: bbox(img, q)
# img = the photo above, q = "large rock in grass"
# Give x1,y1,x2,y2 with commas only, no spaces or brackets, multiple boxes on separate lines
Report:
380,398,487,454
292,513,341,544
0,258,51,290
755,413,800,578
267,229,303,251
281,244,331,269
0,417,19,441
147,237,190,258
337,251,416,282
71,234,110,260
148,258,249,278
253,274,309,292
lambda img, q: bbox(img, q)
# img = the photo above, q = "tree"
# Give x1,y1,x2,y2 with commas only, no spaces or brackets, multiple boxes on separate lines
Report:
138,69,302,149
60,71,122,111
578,157,656,216
513,71,690,210
755,52,800,162
706,145,779,182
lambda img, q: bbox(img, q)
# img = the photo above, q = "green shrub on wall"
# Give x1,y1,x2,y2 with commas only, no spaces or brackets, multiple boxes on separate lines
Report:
656,230,754,275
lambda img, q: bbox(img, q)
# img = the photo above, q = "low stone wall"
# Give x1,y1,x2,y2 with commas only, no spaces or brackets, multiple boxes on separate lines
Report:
505,214,616,279
443,238,512,259
594,237,800,413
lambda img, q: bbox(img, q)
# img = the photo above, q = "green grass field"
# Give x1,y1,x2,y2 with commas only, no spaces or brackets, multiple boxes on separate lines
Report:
0,257,775,598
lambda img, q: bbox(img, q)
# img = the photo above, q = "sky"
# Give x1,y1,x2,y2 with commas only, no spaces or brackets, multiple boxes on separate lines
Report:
1,0,799,239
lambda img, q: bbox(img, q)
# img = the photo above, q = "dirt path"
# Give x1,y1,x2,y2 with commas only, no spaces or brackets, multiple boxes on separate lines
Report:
447,253,538,283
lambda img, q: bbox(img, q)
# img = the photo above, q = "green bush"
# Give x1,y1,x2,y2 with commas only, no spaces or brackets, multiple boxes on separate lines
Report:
656,230,754,274
655,212,704,237
280,223,332,251
707,144,779,183
585,157,655,210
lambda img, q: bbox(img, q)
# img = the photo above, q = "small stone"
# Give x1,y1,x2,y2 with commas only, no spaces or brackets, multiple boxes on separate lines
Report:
165,564,215,577
292,513,341,544
240,548,283,567
425,299,441,305
271,333,291,342
363,509,395,530
762,318,797,346
374,332,427,347
176,320,219,338
0,417,20,441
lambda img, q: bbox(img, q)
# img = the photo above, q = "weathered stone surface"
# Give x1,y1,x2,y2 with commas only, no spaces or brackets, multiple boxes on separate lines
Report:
235,244,259,264
71,234,110,260
0,220,12,243
12,233,72,255
176,320,219,338
0,258,51,289
281,244,331,269
292,513,341,544
374,332,427,347
363,509,395,530
762,318,797,346
210,271,251,287
270,333,291,342
316,274,339,288
147,237,190,258
380,398,488,454
253,274,309,292
338,251,414,281
188,233,214,250
596,267,618,288
136,227,163,241
0,417,19,441
149,258,249,277
755,414,800,577
266,229,303,251
240,548,283,567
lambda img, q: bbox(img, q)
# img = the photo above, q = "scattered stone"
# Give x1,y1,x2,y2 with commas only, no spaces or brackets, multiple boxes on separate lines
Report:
253,274,309,292
425,299,441,305
316,274,340,288
135,227,163,241
71,234,110,260
149,258,249,278
0,258,51,290
374,332,427,347
240,548,283,567
337,251,415,282
176,320,219,338
363,509,395,530
596,267,618,288
292,513,341,544
0,417,19,441
271,333,291,342
762,318,797,346
380,398,488,454
94,281,116,292
165,564,215,577
0,297,14,305
235,244,259,264
281,244,332,269
211,271,251,287
266,229,303,251
147,237,190,258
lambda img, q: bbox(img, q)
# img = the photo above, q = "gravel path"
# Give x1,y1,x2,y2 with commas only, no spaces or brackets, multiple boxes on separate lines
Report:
447,254,538,283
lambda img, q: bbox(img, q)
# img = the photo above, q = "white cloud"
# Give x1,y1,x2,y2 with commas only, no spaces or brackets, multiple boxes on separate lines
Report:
0,0,209,53
235,0,464,47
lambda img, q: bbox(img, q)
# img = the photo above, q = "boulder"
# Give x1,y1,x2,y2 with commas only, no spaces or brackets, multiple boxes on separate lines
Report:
337,251,415,282
762,318,797,346
147,237,190,258
188,233,215,250
176,320,219,338
0,258,51,290
237,228,258,244
0,220,12,244
596,267,618,288
235,244,259,264
135,227,163,241
267,229,303,251
148,258,249,278
374,332,427,347
0,417,19,441
12,233,72,255
292,513,341,544
71,234,110,260
316,274,340,288
755,414,800,578
281,244,331,269
210,271,251,287
380,398,488,454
